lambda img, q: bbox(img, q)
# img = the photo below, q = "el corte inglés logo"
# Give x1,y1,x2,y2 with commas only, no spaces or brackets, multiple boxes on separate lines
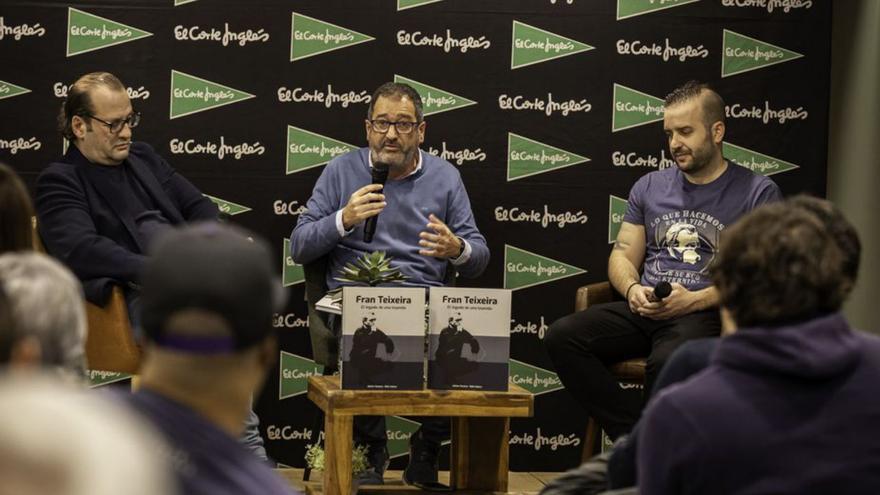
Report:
616,0,700,20
511,20,594,69
608,195,629,244
612,83,665,132
66,7,152,57
724,142,799,176
279,352,324,400
0,80,30,100
282,238,305,287
504,245,586,291
393,75,476,116
507,133,589,181
722,29,803,78
509,359,564,396
290,12,374,62
286,126,356,175
204,194,252,216
169,70,255,119
398,0,444,10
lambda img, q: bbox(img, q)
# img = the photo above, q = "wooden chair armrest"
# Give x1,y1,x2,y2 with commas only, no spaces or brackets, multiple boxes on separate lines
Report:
575,281,615,312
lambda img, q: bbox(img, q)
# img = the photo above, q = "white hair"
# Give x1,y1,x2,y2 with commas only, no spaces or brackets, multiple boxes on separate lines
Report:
0,375,175,495
0,253,87,377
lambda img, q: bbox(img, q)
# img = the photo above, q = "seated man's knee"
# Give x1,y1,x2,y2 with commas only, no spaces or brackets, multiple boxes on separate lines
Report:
544,314,580,354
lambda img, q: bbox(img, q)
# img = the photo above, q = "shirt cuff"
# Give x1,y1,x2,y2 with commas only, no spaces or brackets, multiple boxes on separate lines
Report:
450,237,472,266
335,209,354,237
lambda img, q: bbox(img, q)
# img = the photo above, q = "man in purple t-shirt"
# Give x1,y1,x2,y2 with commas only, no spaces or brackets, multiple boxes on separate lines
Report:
545,81,781,443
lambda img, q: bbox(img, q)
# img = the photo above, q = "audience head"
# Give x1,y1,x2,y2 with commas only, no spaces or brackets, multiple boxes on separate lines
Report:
139,223,284,412
0,375,174,495
712,196,858,328
0,163,35,253
0,253,86,378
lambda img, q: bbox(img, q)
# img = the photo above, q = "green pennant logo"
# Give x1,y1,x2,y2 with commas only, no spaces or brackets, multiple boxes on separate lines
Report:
283,238,305,287
0,80,31,101
393,75,476,117
398,0,444,10
88,370,132,388
724,142,799,176
722,29,804,78
608,195,629,244
507,133,590,181
169,70,255,120
290,12,374,62
286,125,356,175
616,0,701,20
509,359,564,396
204,194,252,216
387,416,422,459
174,0,198,5
66,7,152,57
279,352,324,400
612,83,665,132
511,21,594,70
504,244,586,291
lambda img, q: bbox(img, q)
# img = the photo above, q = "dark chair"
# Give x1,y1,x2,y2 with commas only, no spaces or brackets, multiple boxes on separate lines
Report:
575,281,646,462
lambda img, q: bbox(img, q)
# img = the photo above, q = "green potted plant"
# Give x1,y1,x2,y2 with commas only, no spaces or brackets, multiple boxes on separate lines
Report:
334,251,408,287
304,443,371,494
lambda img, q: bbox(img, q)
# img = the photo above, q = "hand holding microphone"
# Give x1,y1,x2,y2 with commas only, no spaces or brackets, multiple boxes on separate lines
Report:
363,162,389,243
653,281,672,301
340,162,389,237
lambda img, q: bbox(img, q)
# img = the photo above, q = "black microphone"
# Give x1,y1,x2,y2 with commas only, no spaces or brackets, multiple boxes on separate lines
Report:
653,281,672,301
363,162,389,243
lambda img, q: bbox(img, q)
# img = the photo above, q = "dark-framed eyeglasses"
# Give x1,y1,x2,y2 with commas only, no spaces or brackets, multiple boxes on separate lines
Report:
368,119,419,134
86,111,141,134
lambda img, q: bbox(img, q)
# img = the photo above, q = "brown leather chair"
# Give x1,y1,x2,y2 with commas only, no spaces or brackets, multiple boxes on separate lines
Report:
575,281,646,461
33,218,140,373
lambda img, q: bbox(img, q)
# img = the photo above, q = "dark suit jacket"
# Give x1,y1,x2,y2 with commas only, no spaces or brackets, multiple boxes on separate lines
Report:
35,142,219,304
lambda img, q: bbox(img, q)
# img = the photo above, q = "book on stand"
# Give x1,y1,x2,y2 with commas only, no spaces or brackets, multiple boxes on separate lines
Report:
427,287,511,391
340,286,425,390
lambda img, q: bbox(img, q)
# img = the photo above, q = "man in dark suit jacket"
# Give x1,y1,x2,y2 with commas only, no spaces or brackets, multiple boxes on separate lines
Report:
34,71,268,460
35,72,218,307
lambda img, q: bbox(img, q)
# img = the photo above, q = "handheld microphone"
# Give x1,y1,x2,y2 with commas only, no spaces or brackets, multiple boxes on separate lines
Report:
363,162,390,243
653,281,672,301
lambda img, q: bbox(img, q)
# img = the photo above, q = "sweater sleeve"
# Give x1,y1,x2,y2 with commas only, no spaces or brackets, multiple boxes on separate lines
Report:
445,174,489,278
289,162,345,264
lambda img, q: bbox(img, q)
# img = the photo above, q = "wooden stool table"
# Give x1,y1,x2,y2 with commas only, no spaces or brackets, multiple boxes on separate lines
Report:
307,376,534,495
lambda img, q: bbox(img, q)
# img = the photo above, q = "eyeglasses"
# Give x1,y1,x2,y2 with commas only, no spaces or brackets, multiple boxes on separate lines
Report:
368,119,419,134
86,111,141,134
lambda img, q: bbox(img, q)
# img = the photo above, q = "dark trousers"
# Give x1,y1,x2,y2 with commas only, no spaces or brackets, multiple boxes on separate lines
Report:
544,301,720,440
355,416,450,450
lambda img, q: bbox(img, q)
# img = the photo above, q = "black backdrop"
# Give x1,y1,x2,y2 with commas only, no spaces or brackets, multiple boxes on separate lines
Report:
0,0,829,470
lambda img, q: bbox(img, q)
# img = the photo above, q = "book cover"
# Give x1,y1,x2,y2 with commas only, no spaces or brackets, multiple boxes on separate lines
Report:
427,287,511,391
340,287,425,390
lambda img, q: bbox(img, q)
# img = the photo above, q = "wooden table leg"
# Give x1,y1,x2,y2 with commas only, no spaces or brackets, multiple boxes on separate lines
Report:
322,413,353,495
450,416,509,492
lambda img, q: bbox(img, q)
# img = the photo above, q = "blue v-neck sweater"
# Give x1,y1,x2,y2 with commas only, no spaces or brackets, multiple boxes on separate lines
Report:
290,148,488,290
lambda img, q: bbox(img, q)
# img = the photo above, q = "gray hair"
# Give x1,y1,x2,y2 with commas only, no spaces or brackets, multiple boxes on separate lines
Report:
0,253,87,377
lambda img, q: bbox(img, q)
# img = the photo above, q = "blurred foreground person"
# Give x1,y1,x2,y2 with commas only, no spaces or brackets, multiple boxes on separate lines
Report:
0,252,87,380
639,199,880,495
0,374,174,495
126,223,299,495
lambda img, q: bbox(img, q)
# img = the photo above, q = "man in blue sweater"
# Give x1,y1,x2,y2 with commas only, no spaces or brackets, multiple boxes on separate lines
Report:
290,82,489,486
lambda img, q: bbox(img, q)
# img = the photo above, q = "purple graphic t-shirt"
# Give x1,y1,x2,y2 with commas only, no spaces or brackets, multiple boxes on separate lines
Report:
624,161,781,290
